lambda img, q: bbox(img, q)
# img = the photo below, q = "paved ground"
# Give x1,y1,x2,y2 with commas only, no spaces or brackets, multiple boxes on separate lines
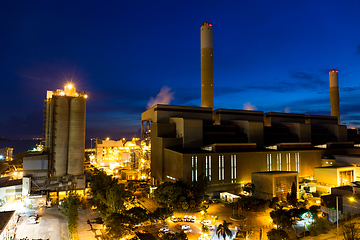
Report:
1,200,102,240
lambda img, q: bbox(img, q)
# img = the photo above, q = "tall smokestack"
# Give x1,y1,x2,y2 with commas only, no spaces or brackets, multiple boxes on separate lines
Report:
201,22,214,110
329,70,340,124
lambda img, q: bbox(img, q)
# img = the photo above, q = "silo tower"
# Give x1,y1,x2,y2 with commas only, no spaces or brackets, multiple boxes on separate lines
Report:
44,84,87,177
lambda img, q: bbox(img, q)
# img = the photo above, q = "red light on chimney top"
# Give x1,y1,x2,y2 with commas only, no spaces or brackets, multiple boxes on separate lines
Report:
329,70,338,73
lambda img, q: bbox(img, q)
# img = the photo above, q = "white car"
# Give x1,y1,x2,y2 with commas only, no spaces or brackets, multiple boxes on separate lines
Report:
191,216,196,222
177,224,190,230
159,226,169,232
201,220,211,225
181,224,190,230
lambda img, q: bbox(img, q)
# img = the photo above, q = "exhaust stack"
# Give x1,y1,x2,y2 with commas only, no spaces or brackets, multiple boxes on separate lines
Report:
201,22,214,110
329,70,340,124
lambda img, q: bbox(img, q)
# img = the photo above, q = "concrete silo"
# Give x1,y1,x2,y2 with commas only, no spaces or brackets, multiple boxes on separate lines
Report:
43,84,87,178
68,97,86,176
53,96,70,177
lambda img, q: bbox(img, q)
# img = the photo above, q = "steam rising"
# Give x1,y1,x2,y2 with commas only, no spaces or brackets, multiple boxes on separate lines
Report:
243,102,257,111
147,86,175,109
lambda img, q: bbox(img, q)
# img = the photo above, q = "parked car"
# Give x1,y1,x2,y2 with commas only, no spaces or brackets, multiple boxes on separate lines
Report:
176,224,190,230
187,216,192,222
201,220,211,225
159,226,169,232
27,218,38,224
191,216,196,222
183,215,188,222
171,216,177,222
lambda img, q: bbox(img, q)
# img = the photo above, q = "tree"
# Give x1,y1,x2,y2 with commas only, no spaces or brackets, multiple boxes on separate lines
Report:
161,231,188,240
286,182,297,207
202,224,210,235
309,205,320,219
270,207,294,230
307,217,331,236
216,220,233,240
242,183,255,196
267,228,289,240
270,197,279,209
60,189,82,240
342,222,360,240
152,207,173,223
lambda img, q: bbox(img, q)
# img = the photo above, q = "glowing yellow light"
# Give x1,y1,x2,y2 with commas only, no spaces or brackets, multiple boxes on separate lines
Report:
84,95,88,98
67,84,73,89
349,197,355,202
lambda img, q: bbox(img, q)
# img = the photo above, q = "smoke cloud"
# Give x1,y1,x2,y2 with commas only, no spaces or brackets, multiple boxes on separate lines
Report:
243,102,257,111
284,107,290,113
146,86,175,109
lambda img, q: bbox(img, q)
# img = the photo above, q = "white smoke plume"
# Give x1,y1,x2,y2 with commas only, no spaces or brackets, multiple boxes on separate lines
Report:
284,107,290,113
243,102,257,111
146,86,175,109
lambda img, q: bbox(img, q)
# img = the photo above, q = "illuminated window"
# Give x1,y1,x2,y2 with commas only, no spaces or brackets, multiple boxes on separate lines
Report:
267,154,272,171
295,153,300,172
219,155,224,181
192,156,198,182
286,153,291,171
206,156,212,181
277,153,282,171
231,155,237,183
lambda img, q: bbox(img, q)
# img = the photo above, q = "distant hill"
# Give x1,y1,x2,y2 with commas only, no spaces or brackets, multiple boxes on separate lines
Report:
0,137,13,142
0,139,41,155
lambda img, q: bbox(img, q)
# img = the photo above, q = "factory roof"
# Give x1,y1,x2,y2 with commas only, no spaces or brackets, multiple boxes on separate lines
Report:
0,211,15,234
0,177,22,188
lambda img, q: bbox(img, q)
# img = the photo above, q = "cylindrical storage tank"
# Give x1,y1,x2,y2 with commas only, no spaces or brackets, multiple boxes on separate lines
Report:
53,96,69,177
68,97,86,176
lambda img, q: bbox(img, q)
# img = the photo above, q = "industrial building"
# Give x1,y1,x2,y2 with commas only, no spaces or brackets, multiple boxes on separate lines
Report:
23,84,87,192
141,22,360,198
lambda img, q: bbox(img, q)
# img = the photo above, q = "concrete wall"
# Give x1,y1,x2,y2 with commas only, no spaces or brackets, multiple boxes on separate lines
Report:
170,118,203,149
314,167,338,186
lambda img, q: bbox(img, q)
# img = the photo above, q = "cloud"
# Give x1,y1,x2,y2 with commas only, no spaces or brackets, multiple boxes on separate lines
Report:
146,86,175,109
341,86,360,92
290,71,314,80
243,102,257,110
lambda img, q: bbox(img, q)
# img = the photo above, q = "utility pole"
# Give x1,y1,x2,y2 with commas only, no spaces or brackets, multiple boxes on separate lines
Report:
337,196,339,240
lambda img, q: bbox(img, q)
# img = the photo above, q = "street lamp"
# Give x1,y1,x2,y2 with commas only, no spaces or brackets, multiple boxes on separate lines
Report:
349,196,356,218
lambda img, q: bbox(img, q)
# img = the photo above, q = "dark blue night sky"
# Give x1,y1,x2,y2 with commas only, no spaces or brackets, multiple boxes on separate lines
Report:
1,1,360,140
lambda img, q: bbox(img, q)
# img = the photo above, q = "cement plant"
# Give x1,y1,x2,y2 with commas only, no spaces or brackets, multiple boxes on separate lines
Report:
1,22,360,240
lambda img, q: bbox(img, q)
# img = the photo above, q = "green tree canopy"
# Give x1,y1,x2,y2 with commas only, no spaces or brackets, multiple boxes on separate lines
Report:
267,228,289,240
60,189,81,239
